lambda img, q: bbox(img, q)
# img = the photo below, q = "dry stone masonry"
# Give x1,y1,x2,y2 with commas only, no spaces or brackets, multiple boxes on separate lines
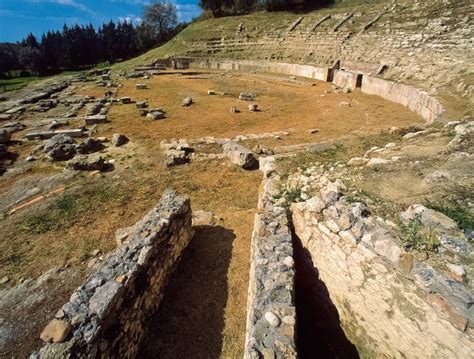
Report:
33,189,194,358
244,156,296,358
289,168,473,358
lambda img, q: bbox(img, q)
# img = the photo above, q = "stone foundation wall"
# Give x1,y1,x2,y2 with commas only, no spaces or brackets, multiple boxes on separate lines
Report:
361,75,444,123
289,173,473,358
33,189,194,358
244,157,297,358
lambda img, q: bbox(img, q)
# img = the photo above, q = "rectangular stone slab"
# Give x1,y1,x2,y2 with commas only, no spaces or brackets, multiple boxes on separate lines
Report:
84,115,109,125
25,129,87,140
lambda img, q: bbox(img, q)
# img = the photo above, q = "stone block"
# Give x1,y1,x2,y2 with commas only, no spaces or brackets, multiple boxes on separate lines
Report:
40,319,72,343
222,141,258,169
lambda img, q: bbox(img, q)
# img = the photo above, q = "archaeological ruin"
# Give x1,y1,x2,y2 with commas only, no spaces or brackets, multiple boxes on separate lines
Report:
0,0,472,358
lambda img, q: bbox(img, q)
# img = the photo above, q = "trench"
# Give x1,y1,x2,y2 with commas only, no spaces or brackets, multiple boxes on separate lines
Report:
137,225,236,359
292,231,360,358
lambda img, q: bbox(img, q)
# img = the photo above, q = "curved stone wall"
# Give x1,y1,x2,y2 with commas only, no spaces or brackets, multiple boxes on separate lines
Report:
179,57,445,123
187,58,330,82
360,75,445,123
33,189,193,358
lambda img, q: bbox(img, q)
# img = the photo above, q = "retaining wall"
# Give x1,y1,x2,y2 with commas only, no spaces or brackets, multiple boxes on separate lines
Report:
179,57,445,123
187,58,330,82
361,76,445,123
244,156,297,358
33,189,194,358
289,172,473,358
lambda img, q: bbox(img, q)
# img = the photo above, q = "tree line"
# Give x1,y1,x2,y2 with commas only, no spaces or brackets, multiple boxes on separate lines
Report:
0,1,184,77
199,0,333,17
0,0,334,78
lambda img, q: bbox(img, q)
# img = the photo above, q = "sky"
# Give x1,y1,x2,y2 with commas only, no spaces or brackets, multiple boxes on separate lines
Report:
0,0,202,43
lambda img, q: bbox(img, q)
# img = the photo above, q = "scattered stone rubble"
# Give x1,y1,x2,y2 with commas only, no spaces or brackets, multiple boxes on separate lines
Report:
146,109,166,120
112,134,129,147
66,156,112,172
248,104,258,112
182,97,193,107
163,142,195,167
76,138,104,154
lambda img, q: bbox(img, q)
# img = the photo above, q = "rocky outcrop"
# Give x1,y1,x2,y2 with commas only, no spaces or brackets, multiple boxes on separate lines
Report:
66,156,112,172
44,135,77,161
76,138,104,154
33,189,194,358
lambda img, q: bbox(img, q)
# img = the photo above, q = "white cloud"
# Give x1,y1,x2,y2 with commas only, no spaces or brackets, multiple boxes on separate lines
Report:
119,14,142,24
25,0,95,15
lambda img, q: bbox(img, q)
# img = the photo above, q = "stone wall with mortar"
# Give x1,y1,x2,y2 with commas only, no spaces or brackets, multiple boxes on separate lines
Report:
33,189,194,358
244,156,297,358
289,170,473,358
181,57,444,123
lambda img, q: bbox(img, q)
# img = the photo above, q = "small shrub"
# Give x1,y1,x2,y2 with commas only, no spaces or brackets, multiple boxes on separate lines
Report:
397,214,439,252
56,195,78,218
284,188,302,203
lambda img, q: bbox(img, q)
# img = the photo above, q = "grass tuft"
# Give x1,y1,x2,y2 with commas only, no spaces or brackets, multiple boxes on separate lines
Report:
425,201,473,233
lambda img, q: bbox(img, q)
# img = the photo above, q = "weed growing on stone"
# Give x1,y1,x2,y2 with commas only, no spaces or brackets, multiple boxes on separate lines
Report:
285,188,302,203
397,214,439,252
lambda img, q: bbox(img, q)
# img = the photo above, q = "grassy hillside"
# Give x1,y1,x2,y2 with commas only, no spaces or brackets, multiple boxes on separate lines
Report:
114,0,387,71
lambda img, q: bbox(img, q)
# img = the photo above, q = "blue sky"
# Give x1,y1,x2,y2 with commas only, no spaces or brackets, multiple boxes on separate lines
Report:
0,0,202,43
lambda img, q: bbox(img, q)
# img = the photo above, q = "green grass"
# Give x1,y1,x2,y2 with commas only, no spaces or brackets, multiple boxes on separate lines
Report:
21,194,79,234
0,76,40,93
21,184,131,235
112,0,390,71
0,69,86,94
426,202,474,232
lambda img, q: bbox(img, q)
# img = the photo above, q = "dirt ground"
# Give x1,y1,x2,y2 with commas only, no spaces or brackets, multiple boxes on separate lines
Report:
0,70,423,357
78,70,421,148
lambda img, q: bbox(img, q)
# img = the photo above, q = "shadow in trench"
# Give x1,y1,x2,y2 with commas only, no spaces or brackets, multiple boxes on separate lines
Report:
137,225,235,359
293,234,359,359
